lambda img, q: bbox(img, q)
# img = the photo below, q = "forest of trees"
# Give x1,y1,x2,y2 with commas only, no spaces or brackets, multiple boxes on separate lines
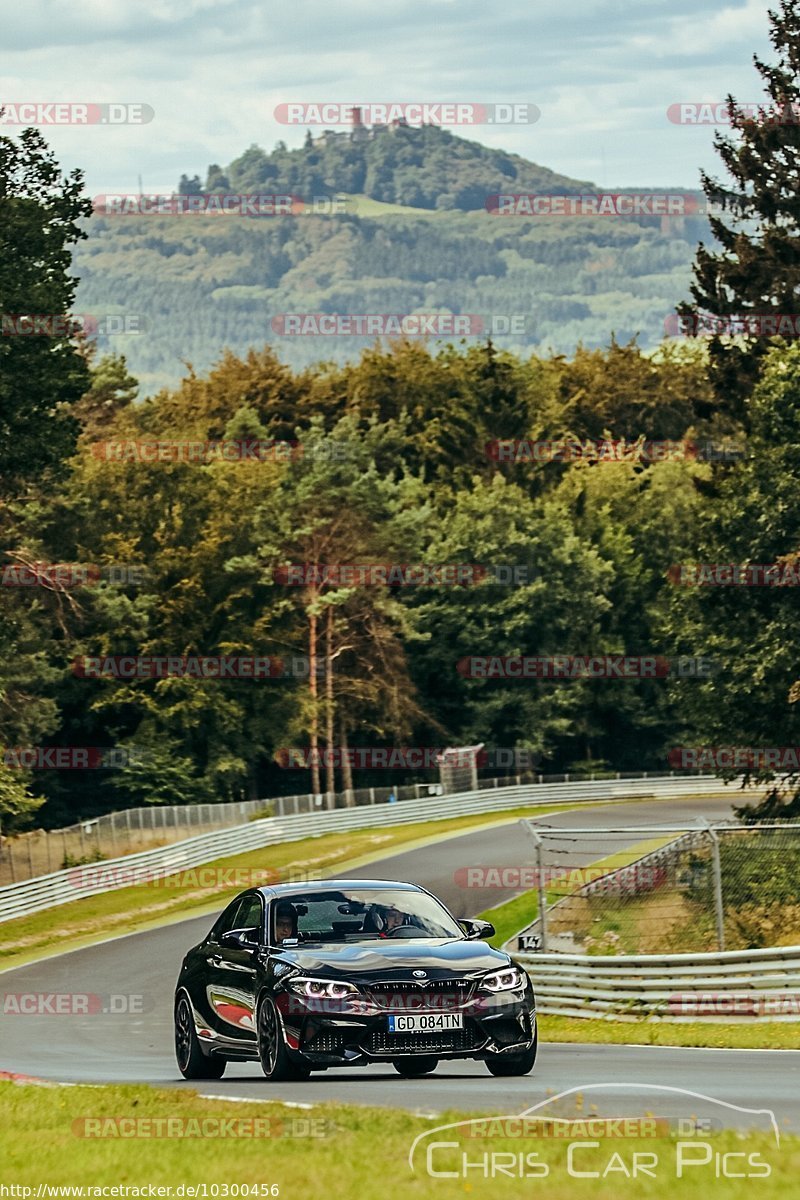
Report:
76,202,709,393
3,2,800,830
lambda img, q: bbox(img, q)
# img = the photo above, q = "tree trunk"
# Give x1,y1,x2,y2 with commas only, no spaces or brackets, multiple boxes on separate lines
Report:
324,605,335,806
308,602,320,795
340,719,354,805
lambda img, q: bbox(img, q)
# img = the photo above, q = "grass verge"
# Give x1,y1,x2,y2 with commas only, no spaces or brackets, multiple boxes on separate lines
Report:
538,1013,800,1050
0,1080,796,1199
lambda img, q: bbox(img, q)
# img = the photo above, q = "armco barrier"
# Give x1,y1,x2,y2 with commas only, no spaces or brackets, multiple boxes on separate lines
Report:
517,944,800,1022
0,775,730,923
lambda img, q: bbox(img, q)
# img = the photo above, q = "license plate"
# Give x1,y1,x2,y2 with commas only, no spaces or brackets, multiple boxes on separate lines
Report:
387,1012,464,1033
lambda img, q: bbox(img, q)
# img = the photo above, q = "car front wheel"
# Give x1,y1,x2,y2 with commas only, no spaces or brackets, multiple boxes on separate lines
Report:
484,1033,537,1077
257,996,311,1082
174,995,226,1080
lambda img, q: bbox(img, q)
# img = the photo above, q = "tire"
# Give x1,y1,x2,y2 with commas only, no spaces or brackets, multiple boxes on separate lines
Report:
257,996,311,1082
485,1032,537,1077
174,995,226,1080
392,1056,439,1078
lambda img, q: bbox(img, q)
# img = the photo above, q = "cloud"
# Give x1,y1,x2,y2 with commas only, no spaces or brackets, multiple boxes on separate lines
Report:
0,0,776,189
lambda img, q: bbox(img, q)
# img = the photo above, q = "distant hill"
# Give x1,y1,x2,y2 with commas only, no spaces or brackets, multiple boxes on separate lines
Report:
182,122,596,212
74,125,711,393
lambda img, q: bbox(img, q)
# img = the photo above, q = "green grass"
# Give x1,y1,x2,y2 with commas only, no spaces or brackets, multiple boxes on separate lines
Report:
0,801,592,973
1,1081,797,1198
539,1013,800,1049
341,193,445,217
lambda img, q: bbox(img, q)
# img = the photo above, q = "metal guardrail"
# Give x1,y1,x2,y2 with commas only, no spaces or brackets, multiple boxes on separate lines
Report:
0,768,704,885
0,775,730,923
516,944,800,1022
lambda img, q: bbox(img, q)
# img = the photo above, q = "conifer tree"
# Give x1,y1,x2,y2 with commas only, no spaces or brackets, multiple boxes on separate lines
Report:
678,1,800,418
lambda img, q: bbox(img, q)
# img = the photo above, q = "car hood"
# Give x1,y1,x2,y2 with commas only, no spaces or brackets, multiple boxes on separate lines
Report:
273,937,511,979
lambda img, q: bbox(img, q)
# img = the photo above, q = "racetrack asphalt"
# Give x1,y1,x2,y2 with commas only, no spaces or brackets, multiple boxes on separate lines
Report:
2,793,797,1130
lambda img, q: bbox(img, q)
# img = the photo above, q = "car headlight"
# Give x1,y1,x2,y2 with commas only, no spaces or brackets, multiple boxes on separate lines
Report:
286,977,359,1000
479,966,524,993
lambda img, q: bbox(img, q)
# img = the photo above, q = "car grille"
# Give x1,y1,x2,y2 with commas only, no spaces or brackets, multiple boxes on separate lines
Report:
303,1030,348,1053
366,1026,484,1055
366,979,474,1010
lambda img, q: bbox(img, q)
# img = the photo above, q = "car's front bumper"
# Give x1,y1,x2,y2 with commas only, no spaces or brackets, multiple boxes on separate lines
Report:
275,981,536,1065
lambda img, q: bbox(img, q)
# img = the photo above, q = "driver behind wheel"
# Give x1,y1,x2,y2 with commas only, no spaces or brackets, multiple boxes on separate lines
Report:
383,906,407,931
363,903,413,936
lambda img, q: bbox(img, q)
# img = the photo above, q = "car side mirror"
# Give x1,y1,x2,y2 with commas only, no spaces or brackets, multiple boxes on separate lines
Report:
220,927,260,949
460,919,495,940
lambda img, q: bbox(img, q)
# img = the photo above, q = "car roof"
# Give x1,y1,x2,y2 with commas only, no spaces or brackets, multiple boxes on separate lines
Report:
255,879,425,899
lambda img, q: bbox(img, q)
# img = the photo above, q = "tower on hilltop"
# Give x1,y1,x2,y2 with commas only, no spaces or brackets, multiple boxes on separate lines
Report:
350,106,368,141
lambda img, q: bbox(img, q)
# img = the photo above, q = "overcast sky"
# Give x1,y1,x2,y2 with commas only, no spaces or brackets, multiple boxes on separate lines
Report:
1,0,777,194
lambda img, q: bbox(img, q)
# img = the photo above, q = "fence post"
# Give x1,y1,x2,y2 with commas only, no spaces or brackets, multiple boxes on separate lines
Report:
519,821,548,952
369,788,375,805
110,812,117,856
534,832,548,952
705,823,725,952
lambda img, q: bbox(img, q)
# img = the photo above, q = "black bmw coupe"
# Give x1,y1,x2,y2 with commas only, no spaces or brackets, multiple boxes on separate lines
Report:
174,879,537,1081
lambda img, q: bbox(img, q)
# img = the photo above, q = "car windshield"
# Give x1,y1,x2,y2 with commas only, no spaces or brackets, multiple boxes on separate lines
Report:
271,888,463,943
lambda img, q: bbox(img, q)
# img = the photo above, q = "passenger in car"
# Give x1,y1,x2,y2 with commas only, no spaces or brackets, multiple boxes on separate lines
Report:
274,902,299,942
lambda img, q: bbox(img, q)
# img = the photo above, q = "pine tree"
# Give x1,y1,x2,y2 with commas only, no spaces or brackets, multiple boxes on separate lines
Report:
678,0,800,420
